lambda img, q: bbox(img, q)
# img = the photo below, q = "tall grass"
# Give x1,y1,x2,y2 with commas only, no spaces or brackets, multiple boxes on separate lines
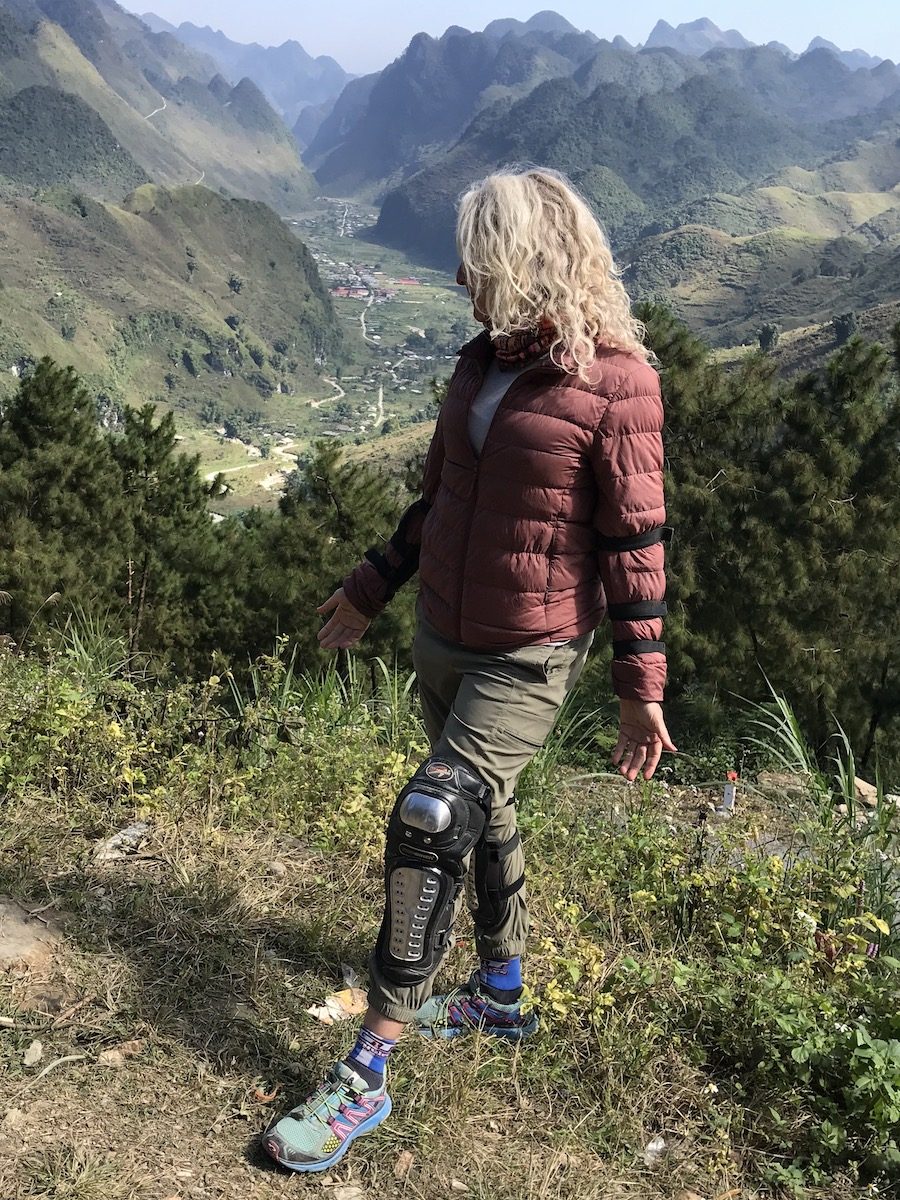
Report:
737,675,900,956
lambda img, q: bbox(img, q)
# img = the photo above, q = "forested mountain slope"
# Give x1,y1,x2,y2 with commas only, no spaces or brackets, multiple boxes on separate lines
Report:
303,21,601,195
0,184,343,418
370,36,900,343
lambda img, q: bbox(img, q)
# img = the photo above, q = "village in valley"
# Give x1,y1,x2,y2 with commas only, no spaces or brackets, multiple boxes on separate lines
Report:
197,197,476,514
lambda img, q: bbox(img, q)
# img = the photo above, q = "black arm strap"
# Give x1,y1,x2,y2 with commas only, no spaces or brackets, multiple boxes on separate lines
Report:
608,599,668,621
613,639,666,658
364,548,392,581
362,498,432,600
597,525,673,552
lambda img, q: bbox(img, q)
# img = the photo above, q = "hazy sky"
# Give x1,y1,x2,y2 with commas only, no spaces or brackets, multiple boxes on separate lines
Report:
132,2,900,74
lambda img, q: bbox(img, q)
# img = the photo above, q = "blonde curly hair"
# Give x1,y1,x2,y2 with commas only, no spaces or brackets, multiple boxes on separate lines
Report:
456,167,650,379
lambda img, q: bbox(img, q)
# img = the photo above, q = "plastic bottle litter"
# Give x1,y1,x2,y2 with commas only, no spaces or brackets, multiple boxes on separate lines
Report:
92,821,151,862
713,770,739,820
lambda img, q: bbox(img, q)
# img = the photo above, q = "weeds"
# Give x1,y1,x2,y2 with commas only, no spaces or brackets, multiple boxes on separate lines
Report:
1,646,898,1197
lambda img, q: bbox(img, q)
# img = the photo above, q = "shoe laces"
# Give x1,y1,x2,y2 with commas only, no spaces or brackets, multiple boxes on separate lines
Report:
295,1072,361,1129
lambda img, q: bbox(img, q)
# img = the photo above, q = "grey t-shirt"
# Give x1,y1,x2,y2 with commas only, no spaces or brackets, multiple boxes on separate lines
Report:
467,357,534,457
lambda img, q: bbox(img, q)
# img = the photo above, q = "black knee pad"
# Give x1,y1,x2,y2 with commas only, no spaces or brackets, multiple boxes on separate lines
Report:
375,754,490,986
472,830,525,933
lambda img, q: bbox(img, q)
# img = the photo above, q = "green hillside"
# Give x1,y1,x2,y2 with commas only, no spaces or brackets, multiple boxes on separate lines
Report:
623,127,900,343
371,41,900,344
0,83,147,193
375,69,831,266
0,183,344,429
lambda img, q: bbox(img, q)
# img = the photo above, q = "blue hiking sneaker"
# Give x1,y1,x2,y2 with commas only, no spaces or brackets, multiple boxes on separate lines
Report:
262,1060,392,1173
414,970,539,1041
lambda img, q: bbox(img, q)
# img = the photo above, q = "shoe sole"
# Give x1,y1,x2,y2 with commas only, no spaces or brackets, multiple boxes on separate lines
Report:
416,1014,539,1042
262,1095,393,1173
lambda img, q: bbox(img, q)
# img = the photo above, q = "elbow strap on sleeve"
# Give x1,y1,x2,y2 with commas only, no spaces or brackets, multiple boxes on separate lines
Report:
597,525,673,552
364,546,420,598
362,497,432,600
607,599,668,621
613,638,666,659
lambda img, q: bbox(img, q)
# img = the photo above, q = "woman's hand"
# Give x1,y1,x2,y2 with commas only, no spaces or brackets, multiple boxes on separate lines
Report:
611,698,677,782
316,588,371,651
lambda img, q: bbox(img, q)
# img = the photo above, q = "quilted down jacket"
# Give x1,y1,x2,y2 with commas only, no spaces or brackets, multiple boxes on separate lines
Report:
343,329,669,702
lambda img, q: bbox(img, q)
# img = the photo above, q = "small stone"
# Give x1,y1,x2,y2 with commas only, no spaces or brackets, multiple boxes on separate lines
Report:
393,1149,414,1179
675,1191,705,1200
98,1038,145,1068
450,1183,470,1195
642,1135,667,1168
267,860,287,878
23,1039,42,1067
2,1108,25,1129
0,899,61,971
854,776,878,807
98,1049,126,1068
93,822,150,863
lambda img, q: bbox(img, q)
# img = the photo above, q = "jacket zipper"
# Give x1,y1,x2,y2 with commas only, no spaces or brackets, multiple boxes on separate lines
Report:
455,357,560,642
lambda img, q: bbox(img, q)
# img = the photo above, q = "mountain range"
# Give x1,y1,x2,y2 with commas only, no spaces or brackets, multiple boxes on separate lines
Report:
350,23,900,346
140,12,351,126
1,0,899,424
0,0,344,430
643,18,882,69
0,0,317,208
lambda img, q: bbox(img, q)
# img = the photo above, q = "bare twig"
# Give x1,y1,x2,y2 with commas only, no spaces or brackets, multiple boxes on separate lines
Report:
11,1053,87,1099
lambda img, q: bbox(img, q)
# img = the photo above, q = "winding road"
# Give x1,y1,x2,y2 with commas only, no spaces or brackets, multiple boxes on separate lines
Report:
359,295,377,344
204,439,298,483
310,377,347,410
144,95,167,121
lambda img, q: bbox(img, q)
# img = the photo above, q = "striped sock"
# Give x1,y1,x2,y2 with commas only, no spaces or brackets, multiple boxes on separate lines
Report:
344,1026,396,1090
479,956,523,997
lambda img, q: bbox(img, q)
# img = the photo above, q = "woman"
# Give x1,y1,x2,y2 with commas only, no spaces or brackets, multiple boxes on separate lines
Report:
263,167,676,1172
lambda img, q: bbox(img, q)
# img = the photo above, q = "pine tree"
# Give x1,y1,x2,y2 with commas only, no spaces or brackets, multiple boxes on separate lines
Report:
0,359,128,640
638,305,900,780
110,405,222,668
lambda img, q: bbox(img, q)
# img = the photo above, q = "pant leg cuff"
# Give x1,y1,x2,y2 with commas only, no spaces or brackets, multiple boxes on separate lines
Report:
366,992,421,1025
474,938,528,960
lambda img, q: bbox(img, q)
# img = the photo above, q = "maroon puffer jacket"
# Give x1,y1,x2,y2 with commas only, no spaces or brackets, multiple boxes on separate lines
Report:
344,330,669,702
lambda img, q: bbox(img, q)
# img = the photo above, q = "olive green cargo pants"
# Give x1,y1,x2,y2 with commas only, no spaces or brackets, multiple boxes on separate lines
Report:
367,611,594,1023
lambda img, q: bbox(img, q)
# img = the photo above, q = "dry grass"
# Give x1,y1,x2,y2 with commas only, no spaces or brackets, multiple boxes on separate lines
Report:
0,785,763,1200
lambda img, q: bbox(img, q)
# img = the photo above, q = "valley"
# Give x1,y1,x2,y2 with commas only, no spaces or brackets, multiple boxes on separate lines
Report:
2,1,900,514
182,196,474,513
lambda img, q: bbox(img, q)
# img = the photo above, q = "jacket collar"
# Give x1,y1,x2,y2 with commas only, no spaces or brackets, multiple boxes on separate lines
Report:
458,329,495,371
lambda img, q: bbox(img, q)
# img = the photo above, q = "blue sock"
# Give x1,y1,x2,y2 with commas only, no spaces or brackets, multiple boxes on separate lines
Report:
479,955,522,994
344,1026,396,1090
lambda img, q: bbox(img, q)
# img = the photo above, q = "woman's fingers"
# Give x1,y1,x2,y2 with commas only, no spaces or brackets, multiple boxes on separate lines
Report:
318,613,368,650
651,713,678,754
316,589,342,615
319,622,354,649
641,738,663,780
611,731,631,766
623,742,648,781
